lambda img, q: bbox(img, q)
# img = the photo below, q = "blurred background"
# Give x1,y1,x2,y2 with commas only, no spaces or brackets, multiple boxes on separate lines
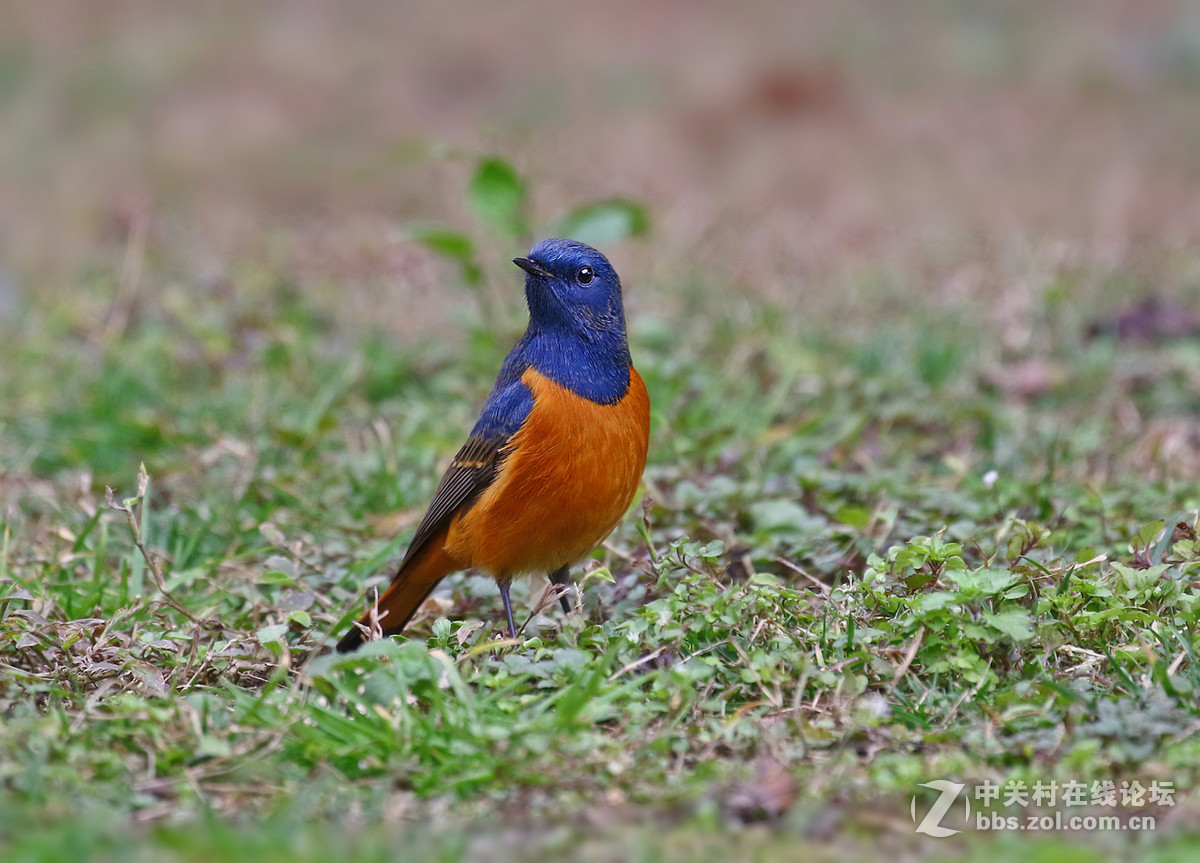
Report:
7,4,1200,850
5,0,1200,342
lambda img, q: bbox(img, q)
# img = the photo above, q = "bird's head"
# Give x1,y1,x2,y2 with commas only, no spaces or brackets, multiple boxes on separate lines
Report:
513,239,627,342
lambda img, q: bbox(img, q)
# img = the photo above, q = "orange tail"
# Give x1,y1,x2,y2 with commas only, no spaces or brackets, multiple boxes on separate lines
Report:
335,529,458,652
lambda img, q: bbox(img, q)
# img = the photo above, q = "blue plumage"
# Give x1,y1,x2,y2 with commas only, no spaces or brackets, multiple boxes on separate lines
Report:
470,377,535,441
471,240,633,441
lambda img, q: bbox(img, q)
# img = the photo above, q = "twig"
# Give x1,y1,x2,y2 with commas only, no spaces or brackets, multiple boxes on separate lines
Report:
106,465,199,623
528,580,571,619
775,557,831,596
609,645,669,682
940,660,992,729
346,586,386,646
888,625,924,695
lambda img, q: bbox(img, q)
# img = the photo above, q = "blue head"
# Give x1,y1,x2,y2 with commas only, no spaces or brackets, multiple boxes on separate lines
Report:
510,239,632,403
513,239,628,342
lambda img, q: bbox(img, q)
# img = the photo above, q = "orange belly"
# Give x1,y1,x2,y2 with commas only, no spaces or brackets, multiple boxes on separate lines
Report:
444,366,650,579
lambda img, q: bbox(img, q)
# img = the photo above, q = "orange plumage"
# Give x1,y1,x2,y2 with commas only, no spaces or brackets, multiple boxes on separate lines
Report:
336,239,649,651
445,367,650,577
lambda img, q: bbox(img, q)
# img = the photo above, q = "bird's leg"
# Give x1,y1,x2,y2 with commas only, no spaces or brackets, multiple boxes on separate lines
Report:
549,565,572,614
499,581,518,639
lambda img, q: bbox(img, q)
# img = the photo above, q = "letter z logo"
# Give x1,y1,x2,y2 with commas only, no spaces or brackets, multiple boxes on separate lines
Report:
911,780,970,837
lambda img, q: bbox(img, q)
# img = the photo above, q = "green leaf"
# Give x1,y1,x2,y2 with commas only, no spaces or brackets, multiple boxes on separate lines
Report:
946,567,1019,598
197,735,232,758
398,223,483,285
468,157,527,237
580,566,615,586
1110,562,1170,593
983,608,1034,642
1136,520,1166,549
834,504,871,529
555,198,649,247
914,591,958,614
750,499,819,533
260,571,295,586
399,223,474,260
256,623,289,645
287,610,312,627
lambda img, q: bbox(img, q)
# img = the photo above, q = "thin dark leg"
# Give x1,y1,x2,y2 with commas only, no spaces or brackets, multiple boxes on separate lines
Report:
549,565,572,614
499,581,517,638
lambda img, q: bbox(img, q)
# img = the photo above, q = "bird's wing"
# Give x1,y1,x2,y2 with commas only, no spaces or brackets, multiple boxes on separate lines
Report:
393,376,534,572
394,434,504,570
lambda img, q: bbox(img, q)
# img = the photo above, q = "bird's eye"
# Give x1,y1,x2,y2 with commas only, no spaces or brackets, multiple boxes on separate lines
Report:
576,266,594,286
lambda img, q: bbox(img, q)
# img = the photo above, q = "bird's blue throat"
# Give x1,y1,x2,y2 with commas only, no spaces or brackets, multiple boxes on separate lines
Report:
470,326,631,442
520,324,631,405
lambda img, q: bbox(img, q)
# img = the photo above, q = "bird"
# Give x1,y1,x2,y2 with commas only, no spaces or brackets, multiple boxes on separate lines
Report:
336,238,650,652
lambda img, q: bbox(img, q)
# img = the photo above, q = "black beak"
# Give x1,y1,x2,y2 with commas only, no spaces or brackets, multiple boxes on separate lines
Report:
513,257,552,278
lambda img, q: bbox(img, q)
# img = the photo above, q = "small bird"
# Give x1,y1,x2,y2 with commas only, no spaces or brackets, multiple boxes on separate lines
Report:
337,239,650,652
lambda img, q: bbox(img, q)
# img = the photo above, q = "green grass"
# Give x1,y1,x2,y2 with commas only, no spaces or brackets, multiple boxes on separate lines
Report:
8,2,1200,857
3,245,1200,859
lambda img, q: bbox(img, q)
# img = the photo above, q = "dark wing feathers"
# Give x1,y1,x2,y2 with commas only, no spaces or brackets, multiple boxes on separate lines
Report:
395,375,533,570
394,434,506,572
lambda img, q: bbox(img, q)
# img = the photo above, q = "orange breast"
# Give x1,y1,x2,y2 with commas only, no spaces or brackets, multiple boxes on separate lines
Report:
444,366,650,579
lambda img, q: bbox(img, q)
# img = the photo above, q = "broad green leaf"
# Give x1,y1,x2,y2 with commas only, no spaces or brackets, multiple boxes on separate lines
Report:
834,504,871,529
750,499,820,533
946,567,1019,598
1137,520,1166,548
399,223,483,284
914,590,958,614
468,157,527,236
556,198,649,246
256,623,289,645
1110,562,1170,593
287,610,312,627
399,223,474,259
983,608,1035,642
